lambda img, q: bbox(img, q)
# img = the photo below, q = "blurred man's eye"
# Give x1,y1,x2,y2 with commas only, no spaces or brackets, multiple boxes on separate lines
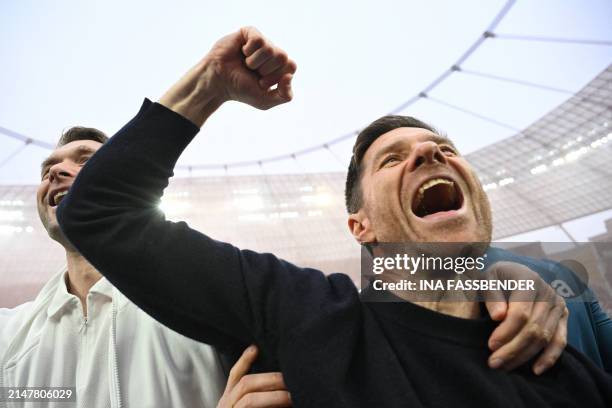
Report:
381,156,401,168
440,145,457,156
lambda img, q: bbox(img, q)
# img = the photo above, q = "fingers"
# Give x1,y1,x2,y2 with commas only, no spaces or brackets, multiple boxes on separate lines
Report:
484,261,569,372
241,27,265,57
214,26,296,111
245,45,276,70
488,296,534,351
489,300,555,371
259,73,294,109
235,391,292,408
484,261,533,350
229,372,287,403
484,298,507,322
240,27,297,90
245,44,294,74
532,305,569,375
482,262,510,321
258,53,289,76
259,62,297,89
225,345,259,392
276,73,294,100
246,47,296,87
219,344,292,408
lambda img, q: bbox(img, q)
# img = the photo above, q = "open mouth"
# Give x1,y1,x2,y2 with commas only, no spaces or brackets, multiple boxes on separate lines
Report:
49,190,68,207
411,177,463,219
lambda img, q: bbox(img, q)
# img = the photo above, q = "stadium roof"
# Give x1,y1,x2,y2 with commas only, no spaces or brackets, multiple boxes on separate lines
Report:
468,65,612,238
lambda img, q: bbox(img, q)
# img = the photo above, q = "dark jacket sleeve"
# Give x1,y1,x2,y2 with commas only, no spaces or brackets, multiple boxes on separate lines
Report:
57,99,359,358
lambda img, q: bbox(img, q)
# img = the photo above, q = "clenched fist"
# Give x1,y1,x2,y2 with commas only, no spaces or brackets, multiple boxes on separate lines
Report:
210,26,297,109
160,27,297,126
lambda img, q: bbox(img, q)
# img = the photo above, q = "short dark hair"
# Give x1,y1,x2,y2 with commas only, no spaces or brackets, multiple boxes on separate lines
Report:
57,126,108,147
344,115,438,214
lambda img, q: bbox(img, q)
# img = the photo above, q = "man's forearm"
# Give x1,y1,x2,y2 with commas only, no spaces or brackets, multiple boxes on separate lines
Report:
158,57,226,128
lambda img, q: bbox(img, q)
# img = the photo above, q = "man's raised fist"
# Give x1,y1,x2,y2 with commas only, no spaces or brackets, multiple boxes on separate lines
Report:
207,26,297,110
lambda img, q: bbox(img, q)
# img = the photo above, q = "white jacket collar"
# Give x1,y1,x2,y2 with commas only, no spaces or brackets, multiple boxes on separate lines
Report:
46,270,122,319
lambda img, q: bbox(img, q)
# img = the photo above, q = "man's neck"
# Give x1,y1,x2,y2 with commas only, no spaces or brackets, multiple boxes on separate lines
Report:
65,247,102,316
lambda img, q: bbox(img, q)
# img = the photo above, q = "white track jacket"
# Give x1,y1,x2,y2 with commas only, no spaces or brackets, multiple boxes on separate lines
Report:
0,270,226,408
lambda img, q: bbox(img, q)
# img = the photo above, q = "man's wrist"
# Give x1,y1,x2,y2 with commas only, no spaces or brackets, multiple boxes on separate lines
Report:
158,57,226,128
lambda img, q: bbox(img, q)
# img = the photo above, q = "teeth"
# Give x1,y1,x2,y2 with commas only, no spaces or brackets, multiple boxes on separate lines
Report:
418,178,453,196
413,178,454,211
54,191,68,205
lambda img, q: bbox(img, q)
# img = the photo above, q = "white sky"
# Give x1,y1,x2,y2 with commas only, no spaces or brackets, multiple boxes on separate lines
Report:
1,0,611,240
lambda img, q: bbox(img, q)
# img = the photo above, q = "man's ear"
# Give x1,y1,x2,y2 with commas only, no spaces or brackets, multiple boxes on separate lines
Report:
348,210,377,243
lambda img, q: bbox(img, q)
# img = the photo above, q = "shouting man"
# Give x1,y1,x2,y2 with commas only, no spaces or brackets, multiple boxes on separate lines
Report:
0,127,290,407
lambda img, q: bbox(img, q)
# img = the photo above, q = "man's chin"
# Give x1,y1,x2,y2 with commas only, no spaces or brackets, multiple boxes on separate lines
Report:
412,224,486,244
46,222,69,246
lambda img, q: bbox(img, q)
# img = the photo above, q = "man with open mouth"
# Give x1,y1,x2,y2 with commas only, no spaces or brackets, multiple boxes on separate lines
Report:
0,127,291,407
57,27,612,407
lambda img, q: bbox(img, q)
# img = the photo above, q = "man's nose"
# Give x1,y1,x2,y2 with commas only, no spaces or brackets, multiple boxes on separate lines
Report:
410,141,447,170
48,162,74,183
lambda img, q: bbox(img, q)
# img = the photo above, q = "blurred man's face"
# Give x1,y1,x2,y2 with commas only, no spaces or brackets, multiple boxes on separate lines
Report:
36,140,101,247
349,127,492,244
